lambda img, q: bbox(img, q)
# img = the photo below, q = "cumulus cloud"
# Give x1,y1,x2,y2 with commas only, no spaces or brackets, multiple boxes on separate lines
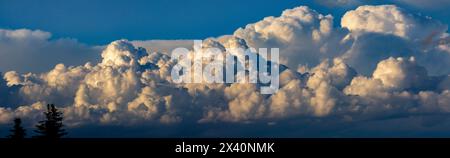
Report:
131,40,194,56
232,5,450,76
345,57,433,95
340,5,450,75
315,0,450,10
1,4,450,137
0,40,179,124
341,5,447,41
233,6,352,69
342,57,450,120
372,57,430,90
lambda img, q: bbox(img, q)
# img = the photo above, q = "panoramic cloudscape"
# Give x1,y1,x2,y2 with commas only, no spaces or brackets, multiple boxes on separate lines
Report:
1,1,450,137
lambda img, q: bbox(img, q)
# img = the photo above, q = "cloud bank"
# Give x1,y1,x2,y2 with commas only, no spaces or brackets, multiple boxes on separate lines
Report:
1,5,450,137
0,29,102,73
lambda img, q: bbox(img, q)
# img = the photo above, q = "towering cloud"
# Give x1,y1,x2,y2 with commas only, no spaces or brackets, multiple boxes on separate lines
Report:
342,5,447,41
131,40,194,55
340,5,450,75
233,6,352,69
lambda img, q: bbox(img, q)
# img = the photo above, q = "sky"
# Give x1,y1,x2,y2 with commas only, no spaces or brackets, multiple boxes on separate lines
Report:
1,0,449,45
1,0,309,44
1,0,450,137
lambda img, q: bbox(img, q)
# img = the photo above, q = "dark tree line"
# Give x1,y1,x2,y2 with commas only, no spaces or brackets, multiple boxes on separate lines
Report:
6,104,67,140
7,118,26,140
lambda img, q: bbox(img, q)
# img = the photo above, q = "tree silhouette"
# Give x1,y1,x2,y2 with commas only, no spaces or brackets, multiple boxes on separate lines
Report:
7,118,26,140
34,104,67,139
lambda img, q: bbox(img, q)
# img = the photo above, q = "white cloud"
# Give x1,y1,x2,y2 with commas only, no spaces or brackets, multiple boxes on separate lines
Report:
372,57,429,90
233,6,352,69
0,4,450,136
340,5,450,75
342,5,447,41
232,5,450,76
344,57,431,96
343,57,450,116
131,40,194,55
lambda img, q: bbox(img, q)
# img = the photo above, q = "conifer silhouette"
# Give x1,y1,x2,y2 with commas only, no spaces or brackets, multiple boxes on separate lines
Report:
34,104,67,139
7,118,26,140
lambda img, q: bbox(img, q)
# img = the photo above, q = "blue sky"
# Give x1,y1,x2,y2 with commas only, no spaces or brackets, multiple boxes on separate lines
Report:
1,0,450,137
0,0,307,44
1,0,448,45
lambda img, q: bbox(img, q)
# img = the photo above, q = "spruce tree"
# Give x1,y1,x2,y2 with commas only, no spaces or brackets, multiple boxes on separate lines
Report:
7,118,26,139
34,104,67,139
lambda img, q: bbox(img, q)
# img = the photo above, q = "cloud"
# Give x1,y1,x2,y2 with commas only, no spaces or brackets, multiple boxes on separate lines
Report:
131,40,194,56
232,5,450,76
342,57,450,119
341,5,447,41
340,5,450,75
344,57,434,95
371,57,430,90
0,29,102,73
233,6,352,69
314,0,450,10
0,4,450,137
